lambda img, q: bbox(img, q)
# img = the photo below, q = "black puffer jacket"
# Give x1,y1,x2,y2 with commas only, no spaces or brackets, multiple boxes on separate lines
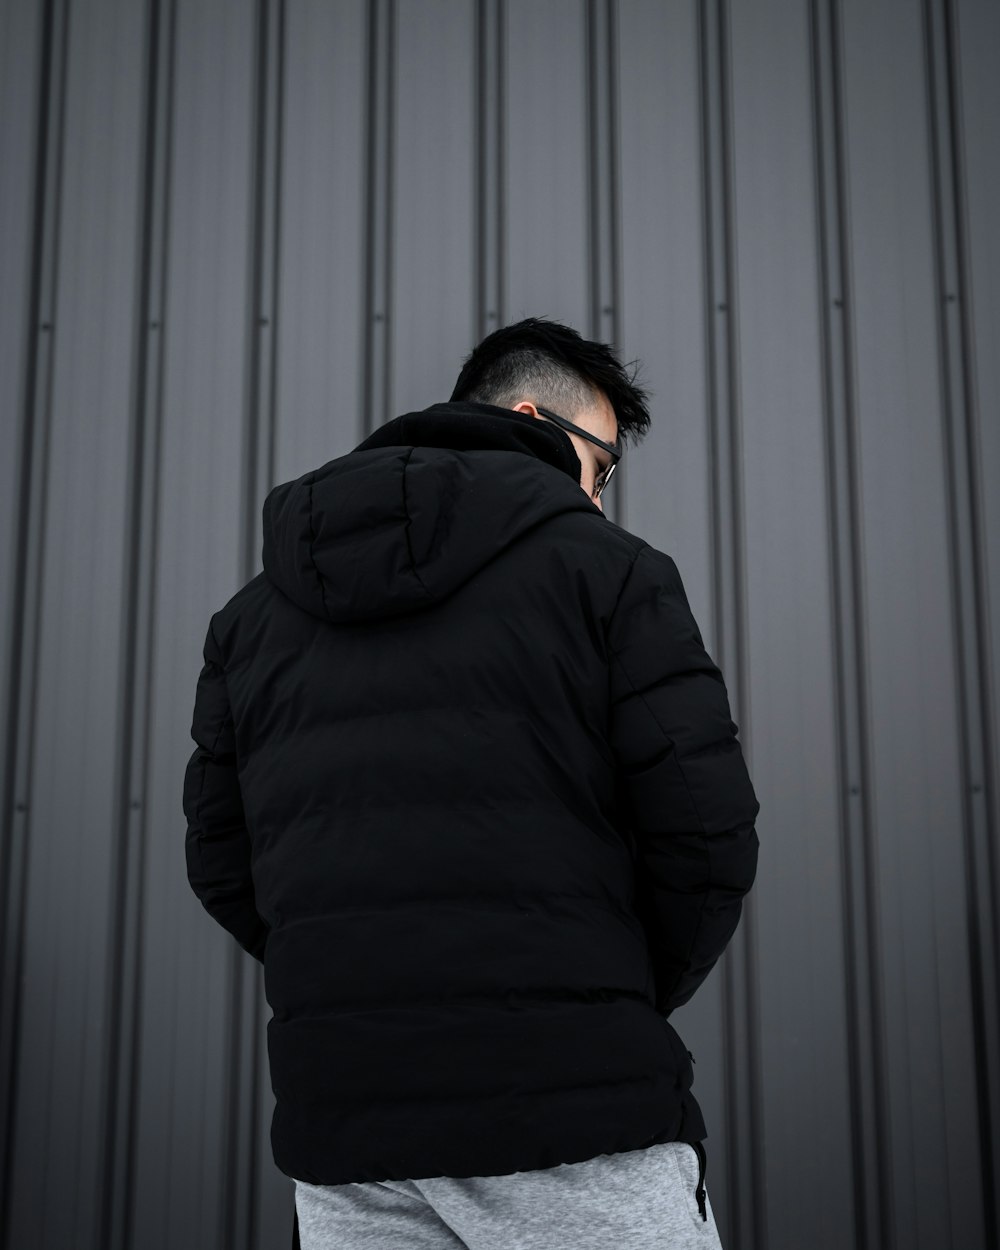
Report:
183,401,760,1185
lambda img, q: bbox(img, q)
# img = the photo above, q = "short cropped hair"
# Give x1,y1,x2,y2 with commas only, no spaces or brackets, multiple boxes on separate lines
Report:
449,316,652,446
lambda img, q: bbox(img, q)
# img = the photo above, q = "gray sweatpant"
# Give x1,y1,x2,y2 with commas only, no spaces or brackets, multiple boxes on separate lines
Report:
294,1141,724,1249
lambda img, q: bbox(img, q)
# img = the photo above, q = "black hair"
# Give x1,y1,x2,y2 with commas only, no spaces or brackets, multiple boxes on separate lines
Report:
449,316,652,446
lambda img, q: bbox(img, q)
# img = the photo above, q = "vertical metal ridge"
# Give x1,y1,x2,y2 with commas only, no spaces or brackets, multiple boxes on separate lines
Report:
244,0,272,584
942,4,1000,982
583,0,619,347
361,0,375,425
382,0,396,429
811,0,881,1244
605,0,623,356
244,0,286,581
360,0,379,435
267,0,286,508
585,0,601,342
917,7,958,1239
475,0,505,344
0,0,67,1244
817,1,895,1247
918,2,957,1241
496,0,506,328
605,0,625,530
141,11,183,1241
475,0,487,343
807,1,872,1245
97,0,176,1245
267,0,287,502
923,0,1000,1244
584,0,624,527
944,1,1000,1232
361,0,394,436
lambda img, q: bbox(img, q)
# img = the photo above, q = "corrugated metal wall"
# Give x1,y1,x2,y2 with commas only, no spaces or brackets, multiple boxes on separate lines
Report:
1,1,998,1247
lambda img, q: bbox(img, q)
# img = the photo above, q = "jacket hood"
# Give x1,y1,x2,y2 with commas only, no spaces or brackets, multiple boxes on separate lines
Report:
261,401,602,622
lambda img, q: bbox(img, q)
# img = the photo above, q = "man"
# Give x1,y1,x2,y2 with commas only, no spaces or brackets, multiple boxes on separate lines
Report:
183,316,760,1249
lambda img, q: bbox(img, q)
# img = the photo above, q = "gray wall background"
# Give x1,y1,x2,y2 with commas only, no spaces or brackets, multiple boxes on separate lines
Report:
1,1,998,1248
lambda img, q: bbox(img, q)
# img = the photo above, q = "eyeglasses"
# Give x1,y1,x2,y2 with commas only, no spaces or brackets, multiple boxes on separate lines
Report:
534,406,622,498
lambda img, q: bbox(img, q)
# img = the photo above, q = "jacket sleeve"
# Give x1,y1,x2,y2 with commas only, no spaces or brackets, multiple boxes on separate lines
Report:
607,543,759,1015
182,617,269,964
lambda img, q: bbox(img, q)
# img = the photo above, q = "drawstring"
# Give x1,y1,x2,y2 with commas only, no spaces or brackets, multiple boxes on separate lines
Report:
692,1140,708,1221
